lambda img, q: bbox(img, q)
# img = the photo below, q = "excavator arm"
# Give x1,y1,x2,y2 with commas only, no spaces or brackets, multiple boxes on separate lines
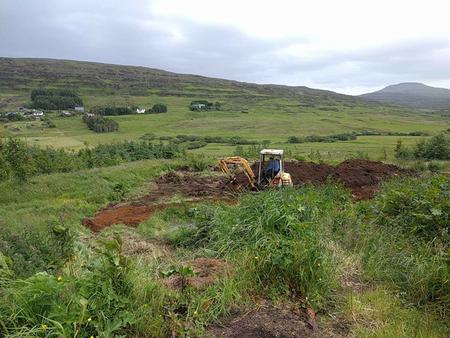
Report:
218,156,256,188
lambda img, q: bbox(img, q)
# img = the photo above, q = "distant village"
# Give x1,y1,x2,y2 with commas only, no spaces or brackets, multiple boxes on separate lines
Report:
0,105,85,121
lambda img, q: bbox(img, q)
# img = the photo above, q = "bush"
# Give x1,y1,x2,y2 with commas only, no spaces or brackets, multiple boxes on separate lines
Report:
287,133,357,144
414,134,450,160
374,175,449,242
184,153,210,171
395,134,450,160
287,136,303,143
0,223,74,278
0,112,25,121
83,115,119,133
185,140,207,150
0,236,134,337
150,104,167,114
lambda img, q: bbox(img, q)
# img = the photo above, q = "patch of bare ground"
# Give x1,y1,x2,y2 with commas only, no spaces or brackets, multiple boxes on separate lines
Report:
207,302,349,338
162,258,232,290
80,229,173,260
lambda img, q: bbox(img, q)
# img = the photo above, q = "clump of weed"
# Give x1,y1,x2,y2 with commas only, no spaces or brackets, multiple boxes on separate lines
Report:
0,234,136,337
0,222,74,277
374,175,449,242
184,153,211,171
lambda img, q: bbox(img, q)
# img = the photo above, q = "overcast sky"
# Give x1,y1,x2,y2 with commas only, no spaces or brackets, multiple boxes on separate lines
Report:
1,0,450,94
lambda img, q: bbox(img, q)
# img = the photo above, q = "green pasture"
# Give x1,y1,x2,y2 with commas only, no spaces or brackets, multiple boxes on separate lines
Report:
1,93,449,160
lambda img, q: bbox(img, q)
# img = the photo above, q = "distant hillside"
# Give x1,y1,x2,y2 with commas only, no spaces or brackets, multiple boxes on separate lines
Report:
0,57,364,108
360,82,450,109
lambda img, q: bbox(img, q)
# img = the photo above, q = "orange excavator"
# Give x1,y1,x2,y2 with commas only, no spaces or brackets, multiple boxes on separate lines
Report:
218,149,293,189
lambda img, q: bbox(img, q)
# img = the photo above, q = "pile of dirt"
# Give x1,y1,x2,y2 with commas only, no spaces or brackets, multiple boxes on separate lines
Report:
150,170,235,199
83,160,412,232
162,258,231,290
83,203,169,232
83,171,237,232
207,303,337,338
235,159,413,200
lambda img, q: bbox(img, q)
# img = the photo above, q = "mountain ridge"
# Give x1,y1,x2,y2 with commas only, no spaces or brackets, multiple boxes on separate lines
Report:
0,57,363,107
360,82,450,109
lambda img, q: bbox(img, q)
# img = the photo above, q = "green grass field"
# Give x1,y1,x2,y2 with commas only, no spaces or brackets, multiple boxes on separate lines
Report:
2,93,449,162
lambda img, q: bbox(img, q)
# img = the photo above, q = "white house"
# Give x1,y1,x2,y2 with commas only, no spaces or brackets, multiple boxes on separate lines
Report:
191,103,206,110
31,110,44,118
136,108,146,114
74,106,84,113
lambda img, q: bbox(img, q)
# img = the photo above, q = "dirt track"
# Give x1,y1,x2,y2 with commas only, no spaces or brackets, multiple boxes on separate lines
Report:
83,159,413,232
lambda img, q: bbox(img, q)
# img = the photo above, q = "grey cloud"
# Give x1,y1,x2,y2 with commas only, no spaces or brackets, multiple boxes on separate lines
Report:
0,0,449,94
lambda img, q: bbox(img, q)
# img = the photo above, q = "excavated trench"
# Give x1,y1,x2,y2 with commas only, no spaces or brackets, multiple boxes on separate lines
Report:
83,159,414,232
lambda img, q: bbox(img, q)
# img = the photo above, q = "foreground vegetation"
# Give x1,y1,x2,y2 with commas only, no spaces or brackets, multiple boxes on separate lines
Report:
0,157,448,337
0,58,449,336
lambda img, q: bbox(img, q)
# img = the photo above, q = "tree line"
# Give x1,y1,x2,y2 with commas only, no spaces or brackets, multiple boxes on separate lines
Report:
30,88,83,110
0,138,182,182
89,104,167,115
287,130,429,144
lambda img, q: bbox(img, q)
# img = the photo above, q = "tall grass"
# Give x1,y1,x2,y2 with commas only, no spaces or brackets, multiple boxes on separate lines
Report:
169,186,350,310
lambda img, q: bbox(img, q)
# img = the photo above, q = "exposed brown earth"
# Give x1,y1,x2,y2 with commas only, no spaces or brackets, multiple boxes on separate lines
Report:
83,159,413,231
235,159,413,200
207,302,348,338
162,258,232,290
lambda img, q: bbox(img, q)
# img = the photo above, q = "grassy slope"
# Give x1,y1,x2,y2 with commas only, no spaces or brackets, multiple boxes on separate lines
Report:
0,57,449,160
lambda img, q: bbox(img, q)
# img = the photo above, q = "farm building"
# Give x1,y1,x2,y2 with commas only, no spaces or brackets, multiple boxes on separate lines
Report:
190,103,206,110
30,110,44,117
74,106,84,113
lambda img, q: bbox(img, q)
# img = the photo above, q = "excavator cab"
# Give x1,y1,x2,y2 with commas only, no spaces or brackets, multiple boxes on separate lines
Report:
218,149,292,189
257,149,293,188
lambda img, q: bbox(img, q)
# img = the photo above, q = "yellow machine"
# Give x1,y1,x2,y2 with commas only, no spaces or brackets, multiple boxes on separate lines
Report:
219,149,293,188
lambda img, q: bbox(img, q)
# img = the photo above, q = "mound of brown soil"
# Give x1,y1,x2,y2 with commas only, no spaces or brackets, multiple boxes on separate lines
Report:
82,204,168,232
162,258,231,290
235,159,413,200
83,160,413,232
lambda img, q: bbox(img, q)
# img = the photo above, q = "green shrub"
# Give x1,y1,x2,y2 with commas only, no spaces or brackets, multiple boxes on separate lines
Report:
83,115,119,133
287,136,302,143
0,223,74,278
150,104,167,114
185,153,210,171
0,236,134,337
395,134,450,160
185,140,207,150
374,175,449,242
